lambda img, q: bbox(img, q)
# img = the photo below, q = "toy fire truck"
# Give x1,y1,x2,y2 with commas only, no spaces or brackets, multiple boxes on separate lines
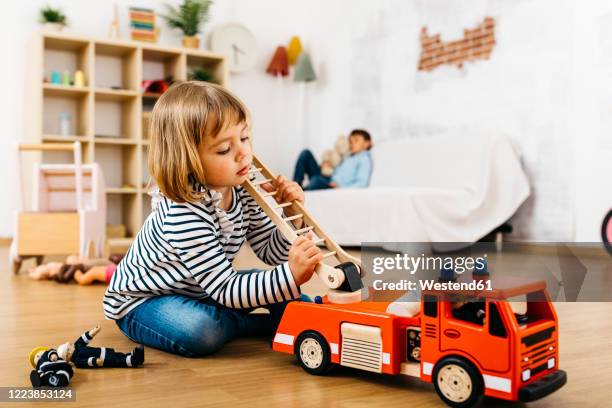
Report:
244,157,566,407
272,270,567,407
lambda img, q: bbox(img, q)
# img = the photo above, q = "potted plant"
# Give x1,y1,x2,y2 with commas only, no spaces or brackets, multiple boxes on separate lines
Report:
39,6,67,31
163,0,213,49
188,67,216,83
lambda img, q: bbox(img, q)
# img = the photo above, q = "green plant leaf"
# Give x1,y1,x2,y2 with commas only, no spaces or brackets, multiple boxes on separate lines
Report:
162,0,212,37
39,6,67,25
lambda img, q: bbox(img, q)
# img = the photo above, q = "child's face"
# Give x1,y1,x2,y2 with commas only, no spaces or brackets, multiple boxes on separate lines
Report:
349,134,371,154
198,122,252,190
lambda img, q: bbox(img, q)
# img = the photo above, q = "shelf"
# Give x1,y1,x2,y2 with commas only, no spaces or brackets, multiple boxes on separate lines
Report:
95,88,138,101
142,92,163,99
43,84,89,98
44,35,89,52
32,32,228,252
94,43,138,91
94,96,139,139
106,187,139,194
94,136,138,145
42,134,88,142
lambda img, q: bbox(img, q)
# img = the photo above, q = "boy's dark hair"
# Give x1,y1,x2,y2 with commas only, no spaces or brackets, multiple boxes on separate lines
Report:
349,129,372,149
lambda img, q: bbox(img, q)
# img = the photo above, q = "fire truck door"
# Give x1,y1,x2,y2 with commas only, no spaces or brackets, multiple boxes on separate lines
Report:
441,300,510,373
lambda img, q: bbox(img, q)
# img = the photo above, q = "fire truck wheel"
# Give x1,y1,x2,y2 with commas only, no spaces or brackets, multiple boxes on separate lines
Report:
433,357,483,408
295,331,332,375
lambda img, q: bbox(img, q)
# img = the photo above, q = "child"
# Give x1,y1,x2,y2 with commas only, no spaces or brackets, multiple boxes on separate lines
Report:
103,81,321,358
293,129,373,190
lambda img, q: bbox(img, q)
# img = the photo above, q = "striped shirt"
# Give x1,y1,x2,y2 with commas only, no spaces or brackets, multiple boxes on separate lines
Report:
103,185,300,320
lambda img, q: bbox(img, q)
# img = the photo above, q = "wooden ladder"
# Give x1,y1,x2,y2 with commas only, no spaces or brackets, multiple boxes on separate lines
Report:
242,155,363,302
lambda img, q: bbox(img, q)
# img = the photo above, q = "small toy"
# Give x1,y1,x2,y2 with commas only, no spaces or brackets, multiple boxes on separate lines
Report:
56,326,144,368
130,7,159,43
74,70,85,87
50,70,62,85
320,135,350,177
62,70,70,86
142,79,170,95
59,112,72,136
108,3,120,39
29,347,74,387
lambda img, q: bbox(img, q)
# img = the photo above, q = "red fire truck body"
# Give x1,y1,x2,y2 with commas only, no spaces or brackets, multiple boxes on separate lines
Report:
272,275,566,407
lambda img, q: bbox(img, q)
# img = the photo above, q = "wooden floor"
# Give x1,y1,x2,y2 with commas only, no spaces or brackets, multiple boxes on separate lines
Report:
1,246,611,407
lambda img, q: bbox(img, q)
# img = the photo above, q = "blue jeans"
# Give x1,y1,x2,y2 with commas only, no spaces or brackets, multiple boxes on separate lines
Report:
293,149,332,191
116,270,309,358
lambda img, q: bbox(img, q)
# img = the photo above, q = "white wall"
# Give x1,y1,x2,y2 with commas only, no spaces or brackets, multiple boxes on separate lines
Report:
1,0,610,242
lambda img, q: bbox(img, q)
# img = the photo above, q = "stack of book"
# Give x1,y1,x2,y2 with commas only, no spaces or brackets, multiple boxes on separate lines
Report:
130,7,158,42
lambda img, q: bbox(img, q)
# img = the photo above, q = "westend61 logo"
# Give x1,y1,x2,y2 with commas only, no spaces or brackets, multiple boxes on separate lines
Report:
371,253,488,275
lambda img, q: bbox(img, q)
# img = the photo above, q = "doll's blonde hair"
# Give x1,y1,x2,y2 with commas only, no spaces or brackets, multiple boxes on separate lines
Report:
148,81,248,203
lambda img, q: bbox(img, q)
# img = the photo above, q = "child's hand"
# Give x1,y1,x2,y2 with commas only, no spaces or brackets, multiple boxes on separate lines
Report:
261,175,305,227
288,233,322,286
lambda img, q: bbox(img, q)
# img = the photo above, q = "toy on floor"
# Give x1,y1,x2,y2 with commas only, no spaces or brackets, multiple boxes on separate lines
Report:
28,261,64,280
273,268,567,407
71,263,118,285
11,142,106,274
29,347,74,387
28,254,124,284
56,326,144,368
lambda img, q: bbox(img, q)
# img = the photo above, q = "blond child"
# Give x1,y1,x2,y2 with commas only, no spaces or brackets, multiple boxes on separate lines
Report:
103,81,321,357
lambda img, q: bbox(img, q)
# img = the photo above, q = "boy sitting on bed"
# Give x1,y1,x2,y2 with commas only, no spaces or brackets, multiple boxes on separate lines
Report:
293,129,373,190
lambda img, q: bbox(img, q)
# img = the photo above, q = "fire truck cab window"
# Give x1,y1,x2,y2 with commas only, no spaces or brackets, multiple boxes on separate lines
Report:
423,295,438,317
451,299,486,325
488,302,507,338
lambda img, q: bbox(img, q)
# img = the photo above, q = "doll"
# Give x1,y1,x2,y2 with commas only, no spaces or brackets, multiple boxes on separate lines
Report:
71,263,118,285
56,325,144,368
29,347,74,387
69,253,124,285
29,254,124,284
54,256,117,284
28,262,64,280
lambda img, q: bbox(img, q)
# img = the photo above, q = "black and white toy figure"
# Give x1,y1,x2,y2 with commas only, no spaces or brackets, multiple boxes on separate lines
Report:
57,325,145,368
29,348,74,387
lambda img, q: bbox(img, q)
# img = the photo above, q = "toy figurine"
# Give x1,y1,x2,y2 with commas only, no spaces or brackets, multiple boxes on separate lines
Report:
57,326,144,368
29,347,74,387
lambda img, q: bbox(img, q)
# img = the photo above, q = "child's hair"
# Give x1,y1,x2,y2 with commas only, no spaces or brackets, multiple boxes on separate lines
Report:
148,81,249,203
349,129,373,149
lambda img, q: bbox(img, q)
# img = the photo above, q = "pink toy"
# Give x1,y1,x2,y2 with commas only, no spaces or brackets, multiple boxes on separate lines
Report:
11,142,106,274
603,209,612,255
